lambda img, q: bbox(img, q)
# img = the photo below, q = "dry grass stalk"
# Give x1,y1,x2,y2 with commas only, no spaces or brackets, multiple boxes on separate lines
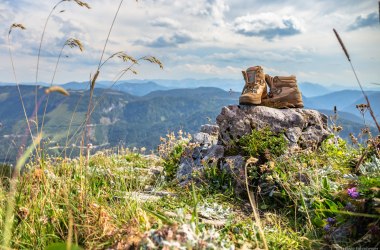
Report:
40,37,84,136
244,157,269,250
35,0,90,153
333,28,380,133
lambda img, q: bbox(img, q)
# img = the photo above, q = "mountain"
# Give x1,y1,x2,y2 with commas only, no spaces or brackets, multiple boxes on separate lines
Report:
61,81,110,90
299,82,331,97
0,85,378,164
61,81,170,96
0,85,238,163
113,81,169,96
306,90,380,124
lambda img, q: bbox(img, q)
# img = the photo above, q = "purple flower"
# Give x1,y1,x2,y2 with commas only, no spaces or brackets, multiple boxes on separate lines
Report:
323,224,331,231
347,187,360,199
344,202,355,211
326,217,336,225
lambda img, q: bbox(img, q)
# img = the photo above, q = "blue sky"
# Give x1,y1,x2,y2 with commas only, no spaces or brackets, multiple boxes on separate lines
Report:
0,0,379,88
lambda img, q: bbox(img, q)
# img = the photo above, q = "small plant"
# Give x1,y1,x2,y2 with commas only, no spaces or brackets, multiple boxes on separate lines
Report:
239,126,287,161
201,163,235,196
158,131,192,180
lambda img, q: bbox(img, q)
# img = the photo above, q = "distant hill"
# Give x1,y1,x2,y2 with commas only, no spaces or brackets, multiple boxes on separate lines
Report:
0,85,238,163
113,81,169,96
299,82,331,97
0,85,378,164
306,90,380,123
62,81,170,96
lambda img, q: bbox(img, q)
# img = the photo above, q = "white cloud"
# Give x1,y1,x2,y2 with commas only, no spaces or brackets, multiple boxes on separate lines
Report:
149,17,180,28
0,0,379,87
234,12,304,40
202,0,230,26
183,63,240,75
135,31,193,48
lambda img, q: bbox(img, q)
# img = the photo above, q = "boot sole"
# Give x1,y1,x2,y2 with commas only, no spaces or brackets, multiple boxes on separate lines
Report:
262,100,304,109
239,95,261,105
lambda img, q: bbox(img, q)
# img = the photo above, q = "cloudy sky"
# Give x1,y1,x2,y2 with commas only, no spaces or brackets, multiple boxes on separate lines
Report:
0,0,379,88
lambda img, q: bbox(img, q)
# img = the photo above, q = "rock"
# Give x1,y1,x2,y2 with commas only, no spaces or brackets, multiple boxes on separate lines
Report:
176,145,224,184
216,105,330,149
221,155,246,192
175,128,221,184
175,105,331,187
200,124,219,135
192,132,218,149
176,156,199,182
203,145,224,163
221,155,245,177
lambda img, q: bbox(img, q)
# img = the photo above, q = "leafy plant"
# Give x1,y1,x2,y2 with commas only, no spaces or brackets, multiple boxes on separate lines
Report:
158,131,192,180
239,126,287,161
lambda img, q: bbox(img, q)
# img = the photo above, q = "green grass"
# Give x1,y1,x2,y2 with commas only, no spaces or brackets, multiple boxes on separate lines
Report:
1,127,380,249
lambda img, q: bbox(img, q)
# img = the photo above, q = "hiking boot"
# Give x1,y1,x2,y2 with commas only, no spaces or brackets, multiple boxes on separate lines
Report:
239,66,267,105
262,74,304,108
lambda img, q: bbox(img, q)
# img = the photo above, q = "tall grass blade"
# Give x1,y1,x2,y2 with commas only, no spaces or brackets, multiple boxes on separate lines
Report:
244,157,269,250
333,28,380,133
2,134,42,249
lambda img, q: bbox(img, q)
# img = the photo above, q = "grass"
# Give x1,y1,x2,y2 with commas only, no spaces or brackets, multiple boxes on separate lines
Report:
0,127,379,249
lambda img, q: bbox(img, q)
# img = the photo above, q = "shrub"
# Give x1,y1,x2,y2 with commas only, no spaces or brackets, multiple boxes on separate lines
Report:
158,131,192,180
238,126,287,161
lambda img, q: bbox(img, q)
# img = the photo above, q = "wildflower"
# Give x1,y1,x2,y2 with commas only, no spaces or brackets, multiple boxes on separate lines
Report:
326,217,336,225
347,187,360,199
323,224,331,231
349,133,358,144
356,103,368,114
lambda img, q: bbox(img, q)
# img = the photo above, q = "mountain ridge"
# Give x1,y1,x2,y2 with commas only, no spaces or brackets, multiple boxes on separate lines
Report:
0,85,378,164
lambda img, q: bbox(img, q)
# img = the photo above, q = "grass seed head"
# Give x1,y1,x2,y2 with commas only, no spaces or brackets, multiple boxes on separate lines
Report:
72,0,91,9
65,38,84,51
45,86,70,96
9,23,26,34
144,56,164,69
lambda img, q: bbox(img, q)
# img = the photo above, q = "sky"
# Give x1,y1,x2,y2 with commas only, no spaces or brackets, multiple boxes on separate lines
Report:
0,0,379,89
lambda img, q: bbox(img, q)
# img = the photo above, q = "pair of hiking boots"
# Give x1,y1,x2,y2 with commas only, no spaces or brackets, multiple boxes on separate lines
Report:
239,66,304,108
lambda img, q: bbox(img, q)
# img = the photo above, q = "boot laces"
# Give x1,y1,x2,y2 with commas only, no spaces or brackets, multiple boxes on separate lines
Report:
268,87,282,97
243,80,265,94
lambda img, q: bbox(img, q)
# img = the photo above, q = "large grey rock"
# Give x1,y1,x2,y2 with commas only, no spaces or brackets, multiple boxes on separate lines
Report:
216,105,330,149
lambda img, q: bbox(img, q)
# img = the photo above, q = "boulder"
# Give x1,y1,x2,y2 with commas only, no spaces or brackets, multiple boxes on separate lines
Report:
216,105,330,149
175,106,331,186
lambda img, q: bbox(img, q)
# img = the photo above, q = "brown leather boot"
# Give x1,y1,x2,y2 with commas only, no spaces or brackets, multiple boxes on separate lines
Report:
239,66,268,105
262,74,304,108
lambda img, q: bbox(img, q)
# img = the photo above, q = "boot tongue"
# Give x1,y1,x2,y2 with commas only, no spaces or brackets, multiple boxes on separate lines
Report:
247,70,256,84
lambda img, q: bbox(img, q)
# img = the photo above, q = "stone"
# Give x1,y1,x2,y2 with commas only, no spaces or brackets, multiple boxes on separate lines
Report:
200,124,219,135
216,105,330,149
176,145,224,184
221,155,246,192
203,145,224,164
192,132,218,149
176,157,199,182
